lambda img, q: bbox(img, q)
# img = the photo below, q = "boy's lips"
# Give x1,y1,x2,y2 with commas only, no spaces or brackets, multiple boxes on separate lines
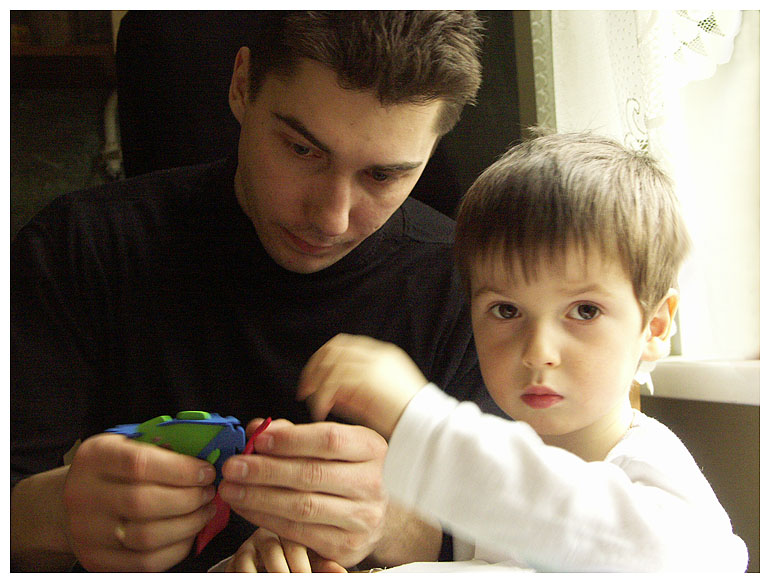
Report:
521,385,563,409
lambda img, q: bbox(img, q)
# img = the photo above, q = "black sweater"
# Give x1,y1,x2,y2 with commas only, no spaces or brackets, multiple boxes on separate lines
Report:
11,156,500,570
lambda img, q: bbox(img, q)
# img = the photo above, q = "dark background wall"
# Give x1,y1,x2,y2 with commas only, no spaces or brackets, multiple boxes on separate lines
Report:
11,11,522,239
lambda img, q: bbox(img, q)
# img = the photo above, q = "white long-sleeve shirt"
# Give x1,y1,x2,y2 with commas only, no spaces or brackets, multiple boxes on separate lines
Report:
384,384,748,572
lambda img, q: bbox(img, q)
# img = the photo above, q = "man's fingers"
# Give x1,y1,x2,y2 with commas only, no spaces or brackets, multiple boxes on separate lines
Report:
223,484,384,532
68,471,216,522
77,433,217,486
77,538,196,573
223,448,384,499
116,502,218,551
102,482,217,521
241,420,387,462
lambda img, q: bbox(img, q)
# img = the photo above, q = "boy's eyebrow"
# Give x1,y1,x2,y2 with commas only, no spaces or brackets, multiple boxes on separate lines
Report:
471,285,505,300
274,113,331,154
559,282,611,296
472,282,614,300
273,112,424,173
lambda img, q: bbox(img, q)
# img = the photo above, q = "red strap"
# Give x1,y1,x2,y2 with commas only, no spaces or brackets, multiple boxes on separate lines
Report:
194,417,272,554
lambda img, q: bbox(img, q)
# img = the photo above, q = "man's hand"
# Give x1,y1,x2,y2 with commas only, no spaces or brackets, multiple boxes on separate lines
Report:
222,527,347,573
296,333,428,439
219,418,389,568
62,433,219,571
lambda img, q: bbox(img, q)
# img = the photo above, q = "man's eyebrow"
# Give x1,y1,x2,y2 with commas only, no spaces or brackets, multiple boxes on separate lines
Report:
274,112,425,173
369,160,424,173
274,113,331,154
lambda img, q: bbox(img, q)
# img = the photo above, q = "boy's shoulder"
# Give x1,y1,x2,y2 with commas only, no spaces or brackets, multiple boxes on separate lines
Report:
609,410,694,465
606,410,719,502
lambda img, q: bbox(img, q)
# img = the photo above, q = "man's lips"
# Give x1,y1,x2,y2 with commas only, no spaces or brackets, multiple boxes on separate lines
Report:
283,228,337,255
521,386,563,409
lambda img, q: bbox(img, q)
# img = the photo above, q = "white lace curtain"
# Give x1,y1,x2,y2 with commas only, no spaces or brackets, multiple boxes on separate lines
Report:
529,10,759,362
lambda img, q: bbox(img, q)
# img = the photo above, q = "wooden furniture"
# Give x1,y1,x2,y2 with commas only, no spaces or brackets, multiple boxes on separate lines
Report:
11,11,116,88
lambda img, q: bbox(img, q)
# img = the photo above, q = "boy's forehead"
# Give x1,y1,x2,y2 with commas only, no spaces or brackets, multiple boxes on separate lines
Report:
469,243,629,291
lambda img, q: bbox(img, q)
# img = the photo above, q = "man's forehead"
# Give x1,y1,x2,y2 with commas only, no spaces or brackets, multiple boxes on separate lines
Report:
261,58,445,138
261,77,441,167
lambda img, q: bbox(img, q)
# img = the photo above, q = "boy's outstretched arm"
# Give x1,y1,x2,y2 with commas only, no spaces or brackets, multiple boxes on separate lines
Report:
297,334,428,440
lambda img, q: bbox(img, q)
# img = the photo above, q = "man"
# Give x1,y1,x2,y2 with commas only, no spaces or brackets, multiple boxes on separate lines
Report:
11,11,500,572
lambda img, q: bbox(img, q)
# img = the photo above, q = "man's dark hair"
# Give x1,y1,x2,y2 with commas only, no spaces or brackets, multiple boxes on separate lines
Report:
246,11,484,135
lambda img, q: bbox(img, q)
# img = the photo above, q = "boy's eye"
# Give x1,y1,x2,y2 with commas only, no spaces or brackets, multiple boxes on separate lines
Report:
491,303,519,319
569,303,601,321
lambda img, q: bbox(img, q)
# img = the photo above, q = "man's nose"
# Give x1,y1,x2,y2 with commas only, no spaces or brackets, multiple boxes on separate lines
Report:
522,321,561,369
307,174,353,237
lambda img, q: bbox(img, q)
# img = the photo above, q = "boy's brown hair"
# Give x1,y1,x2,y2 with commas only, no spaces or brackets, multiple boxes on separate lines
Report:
455,131,692,322
245,10,484,136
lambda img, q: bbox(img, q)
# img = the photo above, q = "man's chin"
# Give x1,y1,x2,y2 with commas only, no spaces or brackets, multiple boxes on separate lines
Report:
259,227,361,273
271,246,352,274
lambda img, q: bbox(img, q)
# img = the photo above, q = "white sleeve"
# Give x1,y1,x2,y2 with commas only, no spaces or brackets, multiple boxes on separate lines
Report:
384,384,748,572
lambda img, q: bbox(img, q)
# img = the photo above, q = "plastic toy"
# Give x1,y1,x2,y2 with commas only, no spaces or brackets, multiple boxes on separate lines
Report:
106,411,272,555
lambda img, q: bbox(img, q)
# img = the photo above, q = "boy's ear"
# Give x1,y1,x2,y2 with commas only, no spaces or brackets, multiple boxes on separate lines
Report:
641,289,680,362
229,46,252,125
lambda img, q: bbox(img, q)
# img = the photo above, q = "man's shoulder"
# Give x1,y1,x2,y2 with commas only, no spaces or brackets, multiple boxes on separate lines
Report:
398,196,456,245
65,158,230,209
22,158,233,235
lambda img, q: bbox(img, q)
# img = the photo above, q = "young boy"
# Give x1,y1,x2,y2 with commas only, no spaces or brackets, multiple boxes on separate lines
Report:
229,132,748,572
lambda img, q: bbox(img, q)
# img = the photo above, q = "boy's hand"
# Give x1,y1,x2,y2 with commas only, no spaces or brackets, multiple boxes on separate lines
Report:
296,333,428,439
223,527,347,573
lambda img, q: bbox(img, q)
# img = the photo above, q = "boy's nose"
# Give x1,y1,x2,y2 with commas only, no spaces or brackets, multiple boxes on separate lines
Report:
522,323,561,369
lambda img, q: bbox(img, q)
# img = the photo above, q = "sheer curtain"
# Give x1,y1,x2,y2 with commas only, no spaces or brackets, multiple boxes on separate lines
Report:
530,10,759,364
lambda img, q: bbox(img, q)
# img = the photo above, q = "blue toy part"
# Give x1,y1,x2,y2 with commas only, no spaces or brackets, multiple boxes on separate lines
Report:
105,411,246,484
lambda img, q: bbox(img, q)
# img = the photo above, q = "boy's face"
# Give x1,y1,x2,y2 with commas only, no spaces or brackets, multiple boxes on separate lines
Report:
470,245,651,447
229,52,442,274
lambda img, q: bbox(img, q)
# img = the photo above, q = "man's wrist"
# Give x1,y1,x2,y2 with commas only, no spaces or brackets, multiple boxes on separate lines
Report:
11,466,77,571
361,501,442,568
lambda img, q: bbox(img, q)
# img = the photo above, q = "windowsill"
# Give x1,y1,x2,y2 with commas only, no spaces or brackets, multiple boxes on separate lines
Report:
645,357,759,406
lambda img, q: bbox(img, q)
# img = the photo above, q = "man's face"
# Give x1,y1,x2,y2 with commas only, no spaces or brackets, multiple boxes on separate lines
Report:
229,53,443,273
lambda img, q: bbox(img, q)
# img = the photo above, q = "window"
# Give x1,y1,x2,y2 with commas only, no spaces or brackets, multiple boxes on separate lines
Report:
520,10,759,403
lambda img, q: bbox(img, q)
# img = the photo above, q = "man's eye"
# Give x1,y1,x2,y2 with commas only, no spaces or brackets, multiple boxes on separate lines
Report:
569,304,601,321
491,304,519,319
291,143,313,157
369,170,392,183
